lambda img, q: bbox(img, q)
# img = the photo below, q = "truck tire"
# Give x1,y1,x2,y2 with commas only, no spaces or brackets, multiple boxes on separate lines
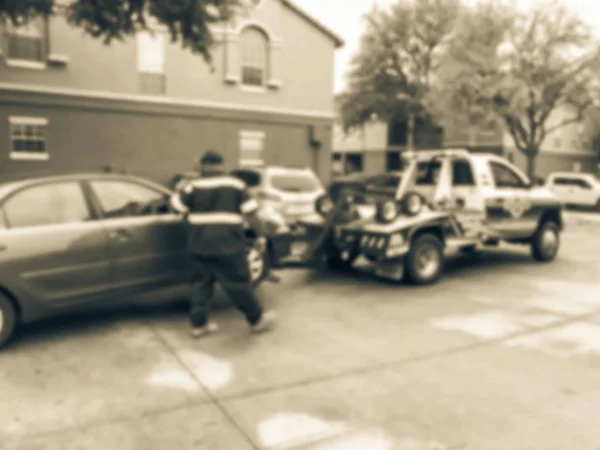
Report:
405,233,444,285
0,294,17,349
531,220,560,262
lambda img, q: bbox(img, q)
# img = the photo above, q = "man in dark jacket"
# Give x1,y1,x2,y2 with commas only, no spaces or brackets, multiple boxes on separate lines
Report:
170,150,275,337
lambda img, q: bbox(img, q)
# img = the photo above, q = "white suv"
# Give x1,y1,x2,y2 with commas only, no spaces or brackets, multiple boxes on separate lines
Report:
546,172,600,210
231,166,325,223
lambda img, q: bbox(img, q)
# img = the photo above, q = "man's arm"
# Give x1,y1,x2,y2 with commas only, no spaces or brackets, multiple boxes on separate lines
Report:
170,183,193,214
240,188,263,236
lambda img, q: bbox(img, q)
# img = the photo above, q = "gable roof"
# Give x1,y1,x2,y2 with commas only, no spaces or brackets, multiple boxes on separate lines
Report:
280,0,344,49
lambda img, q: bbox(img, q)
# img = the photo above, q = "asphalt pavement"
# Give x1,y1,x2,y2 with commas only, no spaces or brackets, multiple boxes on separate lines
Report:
1,212,600,450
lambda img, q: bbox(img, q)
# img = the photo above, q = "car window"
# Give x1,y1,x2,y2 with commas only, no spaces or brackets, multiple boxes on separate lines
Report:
552,177,576,185
90,180,166,218
452,159,475,186
416,161,442,185
576,179,592,189
489,162,527,188
231,170,261,187
3,181,91,229
268,171,322,193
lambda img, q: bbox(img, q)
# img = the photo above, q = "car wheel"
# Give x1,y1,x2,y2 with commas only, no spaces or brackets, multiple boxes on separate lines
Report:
248,245,271,286
405,233,444,285
0,294,17,349
531,220,560,262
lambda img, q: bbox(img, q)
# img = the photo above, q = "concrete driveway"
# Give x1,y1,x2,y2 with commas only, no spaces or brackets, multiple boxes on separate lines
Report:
2,213,600,450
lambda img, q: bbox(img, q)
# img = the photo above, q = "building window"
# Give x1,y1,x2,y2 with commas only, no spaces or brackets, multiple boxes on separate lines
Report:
137,32,166,95
239,130,265,166
5,19,46,67
9,117,49,161
240,26,268,87
386,151,402,171
332,153,344,176
345,153,363,174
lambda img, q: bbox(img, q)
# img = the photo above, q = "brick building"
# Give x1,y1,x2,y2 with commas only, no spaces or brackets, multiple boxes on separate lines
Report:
0,0,343,186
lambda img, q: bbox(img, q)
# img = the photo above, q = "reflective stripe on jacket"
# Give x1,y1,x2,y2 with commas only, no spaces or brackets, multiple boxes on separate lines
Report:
170,175,258,255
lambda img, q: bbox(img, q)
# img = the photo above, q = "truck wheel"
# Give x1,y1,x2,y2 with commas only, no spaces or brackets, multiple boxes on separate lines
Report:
0,294,17,349
405,234,444,285
531,221,560,262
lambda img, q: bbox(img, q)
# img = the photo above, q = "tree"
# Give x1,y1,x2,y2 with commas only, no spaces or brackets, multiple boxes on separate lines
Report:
337,0,462,148
0,0,248,64
440,0,600,178
578,107,600,162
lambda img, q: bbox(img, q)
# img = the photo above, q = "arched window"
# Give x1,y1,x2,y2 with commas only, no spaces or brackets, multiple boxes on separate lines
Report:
240,26,268,87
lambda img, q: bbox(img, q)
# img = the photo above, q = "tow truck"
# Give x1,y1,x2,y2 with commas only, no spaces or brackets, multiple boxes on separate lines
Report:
292,149,563,285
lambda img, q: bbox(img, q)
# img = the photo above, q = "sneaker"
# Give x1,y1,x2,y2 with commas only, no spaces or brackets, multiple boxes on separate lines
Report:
251,311,276,334
190,321,219,338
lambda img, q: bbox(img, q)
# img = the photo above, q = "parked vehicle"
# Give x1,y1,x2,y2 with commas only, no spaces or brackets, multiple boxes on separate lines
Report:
0,173,292,348
292,149,564,285
546,172,600,210
231,166,325,225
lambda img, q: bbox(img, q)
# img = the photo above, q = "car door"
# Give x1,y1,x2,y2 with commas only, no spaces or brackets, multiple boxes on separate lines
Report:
573,177,597,207
449,158,486,237
86,178,188,293
0,180,111,307
484,160,538,238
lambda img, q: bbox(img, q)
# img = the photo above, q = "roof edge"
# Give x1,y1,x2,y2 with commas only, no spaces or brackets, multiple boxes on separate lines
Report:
280,0,344,49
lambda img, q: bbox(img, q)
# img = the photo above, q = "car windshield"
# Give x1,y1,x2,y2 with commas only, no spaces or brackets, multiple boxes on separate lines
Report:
268,171,322,193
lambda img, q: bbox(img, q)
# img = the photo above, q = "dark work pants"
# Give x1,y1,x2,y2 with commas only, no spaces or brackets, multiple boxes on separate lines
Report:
189,251,263,327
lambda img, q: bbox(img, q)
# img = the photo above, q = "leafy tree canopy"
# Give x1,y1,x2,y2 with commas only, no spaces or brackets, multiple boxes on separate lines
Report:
0,0,249,63
338,0,462,132
437,0,600,177
339,0,600,178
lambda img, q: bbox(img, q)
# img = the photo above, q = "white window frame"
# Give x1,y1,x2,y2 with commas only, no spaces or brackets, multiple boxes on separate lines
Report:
239,130,265,167
8,116,49,161
239,26,269,91
136,31,166,95
4,21,47,69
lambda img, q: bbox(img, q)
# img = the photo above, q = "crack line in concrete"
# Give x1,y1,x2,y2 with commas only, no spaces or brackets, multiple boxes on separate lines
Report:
144,320,261,450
